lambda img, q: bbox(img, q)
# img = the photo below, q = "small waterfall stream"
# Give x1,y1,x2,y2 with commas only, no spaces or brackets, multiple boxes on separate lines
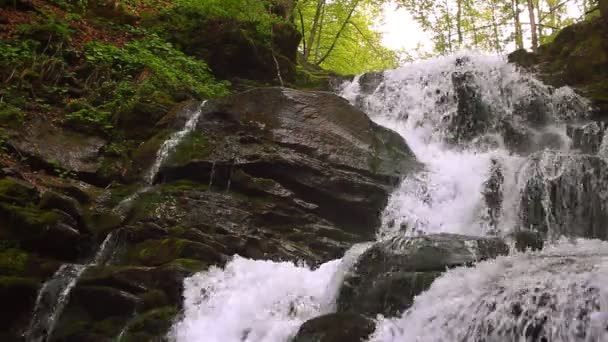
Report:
172,54,608,342
25,101,207,342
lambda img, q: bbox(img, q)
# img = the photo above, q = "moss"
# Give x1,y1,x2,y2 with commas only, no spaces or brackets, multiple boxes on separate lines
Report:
130,238,185,266
168,258,206,272
0,203,61,236
0,275,39,289
0,178,39,205
0,103,24,127
167,131,211,166
125,306,179,338
294,66,333,90
0,248,28,276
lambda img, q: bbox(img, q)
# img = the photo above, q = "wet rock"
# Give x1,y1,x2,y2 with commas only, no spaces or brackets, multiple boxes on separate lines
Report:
358,71,384,94
292,313,375,342
519,151,608,240
337,234,509,317
0,276,39,338
508,49,539,69
448,71,491,142
8,120,108,185
71,285,140,320
39,191,86,230
482,159,504,231
512,230,545,252
160,88,418,239
567,121,606,154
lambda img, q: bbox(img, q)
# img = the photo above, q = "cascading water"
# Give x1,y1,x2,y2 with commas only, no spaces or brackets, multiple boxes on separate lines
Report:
25,231,121,342
25,101,208,342
173,53,608,342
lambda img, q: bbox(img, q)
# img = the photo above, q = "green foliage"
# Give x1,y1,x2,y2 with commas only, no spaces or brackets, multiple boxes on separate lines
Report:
153,0,281,37
0,103,24,127
17,11,72,46
65,99,113,133
297,0,397,74
84,36,229,104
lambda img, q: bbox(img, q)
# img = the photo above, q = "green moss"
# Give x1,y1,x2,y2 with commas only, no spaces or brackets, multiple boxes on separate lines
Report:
0,248,28,276
0,275,39,289
169,258,206,272
294,66,332,90
0,178,38,205
130,238,185,266
125,306,179,338
167,131,211,166
0,103,24,127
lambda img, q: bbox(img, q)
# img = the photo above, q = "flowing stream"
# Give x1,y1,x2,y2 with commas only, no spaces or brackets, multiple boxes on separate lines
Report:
25,101,207,342
172,53,608,342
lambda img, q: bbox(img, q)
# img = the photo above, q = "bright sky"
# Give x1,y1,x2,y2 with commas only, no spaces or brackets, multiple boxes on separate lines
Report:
377,0,585,55
377,2,432,52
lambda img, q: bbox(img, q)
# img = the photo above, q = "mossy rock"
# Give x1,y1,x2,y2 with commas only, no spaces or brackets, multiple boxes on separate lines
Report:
122,306,179,341
129,238,222,267
0,177,39,205
0,246,28,276
166,131,211,166
0,276,40,333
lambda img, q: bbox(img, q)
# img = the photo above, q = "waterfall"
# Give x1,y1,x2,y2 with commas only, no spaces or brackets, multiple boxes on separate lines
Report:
146,101,206,185
172,53,607,342
25,231,122,342
26,101,208,342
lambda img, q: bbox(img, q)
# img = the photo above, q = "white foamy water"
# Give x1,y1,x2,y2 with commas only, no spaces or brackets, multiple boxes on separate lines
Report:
146,101,206,184
341,53,587,238
371,239,608,342
172,53,601,342
171,244,370,342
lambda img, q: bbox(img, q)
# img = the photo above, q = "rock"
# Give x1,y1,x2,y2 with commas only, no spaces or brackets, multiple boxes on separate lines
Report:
160,87,418,239
0,276,39,338
8,120,108,185
567,121,606,154
519,151,608,240
39,191,86,230
148,13,300,83
291,313,375,342
512,229,545,252
70,285,140,320
358,72,384,94
120,306,178,341
337,234,509,317
447,70,491,143
508,49,539,69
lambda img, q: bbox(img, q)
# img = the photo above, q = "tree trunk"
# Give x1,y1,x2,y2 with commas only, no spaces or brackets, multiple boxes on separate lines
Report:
303,0,325,62
315,0,359,65
527,0,538,51
490,0,501,52
601,0,608,20
313,1,326,63
512,0,524,50
457,0,463,46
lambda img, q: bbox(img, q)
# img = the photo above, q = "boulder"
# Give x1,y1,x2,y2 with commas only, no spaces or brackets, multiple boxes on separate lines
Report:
519,151,608,240
291,313,375,342
8,120,108,185
160,87,418,239
337,234,509,317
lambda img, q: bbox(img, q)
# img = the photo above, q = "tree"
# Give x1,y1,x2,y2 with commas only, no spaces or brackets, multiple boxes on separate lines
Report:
296,0,397,74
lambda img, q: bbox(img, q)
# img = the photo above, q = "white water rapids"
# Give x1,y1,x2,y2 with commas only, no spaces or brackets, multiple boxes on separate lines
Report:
171,54,608,342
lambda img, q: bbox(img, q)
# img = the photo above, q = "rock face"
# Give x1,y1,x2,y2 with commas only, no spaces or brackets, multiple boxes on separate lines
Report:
519,151,608,240
17,87,416,341
336,234,509,318
291,313,376,342
508,17,608,117
160,87,418,239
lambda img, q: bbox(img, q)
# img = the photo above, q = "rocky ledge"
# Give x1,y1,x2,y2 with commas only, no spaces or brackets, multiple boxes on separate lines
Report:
0,87,417,340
